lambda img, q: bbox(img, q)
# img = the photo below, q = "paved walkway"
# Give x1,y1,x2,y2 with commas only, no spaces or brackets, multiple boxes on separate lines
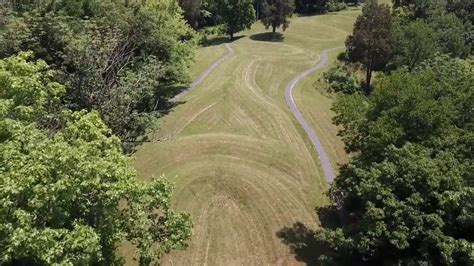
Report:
171,43,234,102
285,47,343,183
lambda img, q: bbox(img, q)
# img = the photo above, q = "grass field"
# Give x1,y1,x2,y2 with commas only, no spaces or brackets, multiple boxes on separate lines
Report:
131,10,359,265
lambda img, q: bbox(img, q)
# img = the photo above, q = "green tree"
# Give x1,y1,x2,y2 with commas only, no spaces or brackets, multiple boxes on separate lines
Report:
0,53,192,265
0,0,196,149
345,0,392,91
391,19,439,71
429,13,472,58
216,0,256,39
316,56,474,264
260,0,295,39
179,0,202,28
318,144,473,264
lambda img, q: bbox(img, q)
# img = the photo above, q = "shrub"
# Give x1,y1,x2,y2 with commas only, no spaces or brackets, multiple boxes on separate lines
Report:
325,0,347,12
323,65,360,94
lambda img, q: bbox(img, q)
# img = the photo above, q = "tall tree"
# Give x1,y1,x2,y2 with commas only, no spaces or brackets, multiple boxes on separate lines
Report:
345,0,392,91
179,0,202,29
0,52,192,265
216,0,256,39
260,0,295,39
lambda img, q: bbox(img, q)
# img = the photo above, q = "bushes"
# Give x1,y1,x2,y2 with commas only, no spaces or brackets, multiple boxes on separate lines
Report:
323,65,361,94
294,0,346,14
325,0,347,12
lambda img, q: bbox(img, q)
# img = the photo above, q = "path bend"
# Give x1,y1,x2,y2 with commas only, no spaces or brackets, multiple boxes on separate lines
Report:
285,47,343,183
171,43,234,102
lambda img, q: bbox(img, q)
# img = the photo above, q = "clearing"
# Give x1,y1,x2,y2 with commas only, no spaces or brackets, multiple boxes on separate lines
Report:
132,10,358,265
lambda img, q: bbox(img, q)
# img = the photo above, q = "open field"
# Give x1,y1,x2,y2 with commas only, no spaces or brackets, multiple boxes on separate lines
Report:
132,10,359,265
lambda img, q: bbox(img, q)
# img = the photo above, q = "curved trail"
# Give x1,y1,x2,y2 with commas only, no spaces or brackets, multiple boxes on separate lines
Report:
285,47,343,183
171,43,234,102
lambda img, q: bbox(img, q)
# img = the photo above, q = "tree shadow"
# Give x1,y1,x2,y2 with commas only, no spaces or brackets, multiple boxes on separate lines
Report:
317,205,342,230
250,32,284,42
277,222,329,265
202,35,244,47
277,205,342,265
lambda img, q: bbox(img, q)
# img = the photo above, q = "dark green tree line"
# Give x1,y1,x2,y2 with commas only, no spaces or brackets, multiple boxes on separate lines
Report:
309,54,474,265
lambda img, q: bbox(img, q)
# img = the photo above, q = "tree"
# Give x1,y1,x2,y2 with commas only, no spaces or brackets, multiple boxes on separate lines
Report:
318,144,473,264
216,0,256,39
0,0,196,150
318,56,474,264
260,0,295,39
429,13,472,58
391,18,439,71
179,0,202,29
0,53,192,265
345,0,392,91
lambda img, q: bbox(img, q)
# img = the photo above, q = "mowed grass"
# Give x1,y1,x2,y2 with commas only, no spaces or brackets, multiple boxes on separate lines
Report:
131,10,359,265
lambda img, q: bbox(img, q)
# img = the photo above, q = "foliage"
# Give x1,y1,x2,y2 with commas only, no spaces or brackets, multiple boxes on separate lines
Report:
345,0,392,91
0,0,196,149
294,0,327,13
260,0,295,37
0,51,64,126
179,0,202,28
321,144,473,264
429,12,472,58
0,52,192,265
321,56,474,264
390,18,439,71
294,0,349,14
325,0,347,12
446,0,474,23
323,65,360,94
215,0,256,39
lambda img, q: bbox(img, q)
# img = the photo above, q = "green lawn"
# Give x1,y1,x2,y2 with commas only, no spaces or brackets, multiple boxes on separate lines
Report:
131,10,359,265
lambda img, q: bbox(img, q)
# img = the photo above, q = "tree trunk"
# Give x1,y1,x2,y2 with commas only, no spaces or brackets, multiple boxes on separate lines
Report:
230,32,234,40
272,26,276,40
365,66,372,94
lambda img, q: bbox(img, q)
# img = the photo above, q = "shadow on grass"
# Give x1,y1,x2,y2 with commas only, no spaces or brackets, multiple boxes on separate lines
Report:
276,205,341,265
250,32,284,42
202,35,244,47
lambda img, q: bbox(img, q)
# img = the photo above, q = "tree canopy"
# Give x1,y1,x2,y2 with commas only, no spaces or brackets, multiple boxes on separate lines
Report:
0,0,196,150
215,0,256,39
260,0,295,38
0,52,192,265
316,56,474,264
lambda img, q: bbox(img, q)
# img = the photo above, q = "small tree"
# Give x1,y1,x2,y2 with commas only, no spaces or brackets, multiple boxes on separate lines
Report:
345,0,392,92
216,0,256,39
260,0,295,39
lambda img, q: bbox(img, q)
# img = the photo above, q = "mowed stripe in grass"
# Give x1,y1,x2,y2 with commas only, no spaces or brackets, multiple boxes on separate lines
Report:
132,10,358,265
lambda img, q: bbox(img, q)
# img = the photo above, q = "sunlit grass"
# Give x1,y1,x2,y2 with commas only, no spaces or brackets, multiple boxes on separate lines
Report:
130,9,359,265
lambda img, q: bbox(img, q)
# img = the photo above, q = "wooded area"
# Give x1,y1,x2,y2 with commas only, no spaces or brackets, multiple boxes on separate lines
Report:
307,0,473,264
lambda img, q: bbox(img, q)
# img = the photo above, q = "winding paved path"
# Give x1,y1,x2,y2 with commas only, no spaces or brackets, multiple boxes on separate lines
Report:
285,47,343,183
171,43,234,102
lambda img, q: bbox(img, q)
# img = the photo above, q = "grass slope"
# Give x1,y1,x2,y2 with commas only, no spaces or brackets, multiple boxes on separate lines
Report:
132,10,358,265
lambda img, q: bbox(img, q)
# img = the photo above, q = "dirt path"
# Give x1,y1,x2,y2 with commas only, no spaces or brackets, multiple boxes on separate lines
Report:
285,47,343,183
171,43,234,102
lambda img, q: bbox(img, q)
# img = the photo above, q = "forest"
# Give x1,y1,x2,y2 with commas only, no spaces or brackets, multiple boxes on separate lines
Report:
0,0,473,265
